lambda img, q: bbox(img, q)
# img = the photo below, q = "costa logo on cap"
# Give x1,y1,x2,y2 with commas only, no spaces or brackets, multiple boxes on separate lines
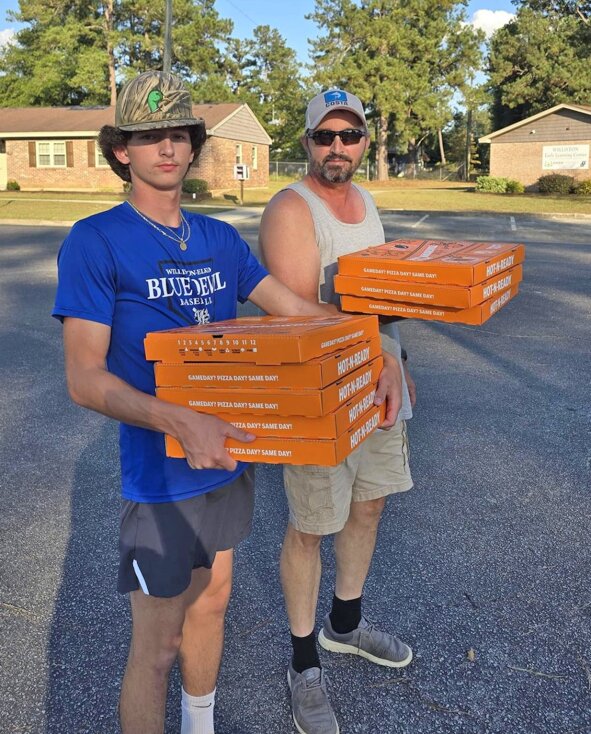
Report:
305,88,368,131
324,90,348,105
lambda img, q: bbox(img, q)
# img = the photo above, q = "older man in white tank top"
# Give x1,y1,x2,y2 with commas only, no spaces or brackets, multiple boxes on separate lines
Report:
260,89,415,734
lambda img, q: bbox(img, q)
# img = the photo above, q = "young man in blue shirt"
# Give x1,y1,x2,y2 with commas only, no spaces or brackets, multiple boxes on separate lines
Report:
53,71,403,734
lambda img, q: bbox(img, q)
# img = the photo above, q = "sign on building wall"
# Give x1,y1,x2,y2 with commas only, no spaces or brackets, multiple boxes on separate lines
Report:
542,144,589,171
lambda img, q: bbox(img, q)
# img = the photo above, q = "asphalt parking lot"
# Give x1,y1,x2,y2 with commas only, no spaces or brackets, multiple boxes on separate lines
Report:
0,210,590,734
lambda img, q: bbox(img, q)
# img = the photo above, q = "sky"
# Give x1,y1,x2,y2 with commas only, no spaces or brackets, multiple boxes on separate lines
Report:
0,0,516,61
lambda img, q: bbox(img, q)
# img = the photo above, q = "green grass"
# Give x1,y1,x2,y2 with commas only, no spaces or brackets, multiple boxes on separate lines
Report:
1,180,590,221
364,181,591,214
0,192,229,222
213,179,591,214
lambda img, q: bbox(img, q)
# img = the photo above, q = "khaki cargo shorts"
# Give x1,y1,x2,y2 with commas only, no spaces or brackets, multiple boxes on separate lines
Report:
283,421,412,536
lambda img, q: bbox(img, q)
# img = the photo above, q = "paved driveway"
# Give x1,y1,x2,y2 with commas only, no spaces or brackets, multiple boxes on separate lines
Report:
0,213,590,734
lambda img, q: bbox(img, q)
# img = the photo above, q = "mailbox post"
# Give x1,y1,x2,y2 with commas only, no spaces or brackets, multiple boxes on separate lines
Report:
233,164,250,205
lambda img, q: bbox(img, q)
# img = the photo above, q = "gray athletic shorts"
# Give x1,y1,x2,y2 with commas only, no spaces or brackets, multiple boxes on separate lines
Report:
118,467,254,598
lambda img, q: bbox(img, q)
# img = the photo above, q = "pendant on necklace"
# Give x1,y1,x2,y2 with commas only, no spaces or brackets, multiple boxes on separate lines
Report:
180,241,188,251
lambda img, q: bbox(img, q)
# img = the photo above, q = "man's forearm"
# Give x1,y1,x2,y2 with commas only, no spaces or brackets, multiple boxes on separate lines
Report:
67,365,195,439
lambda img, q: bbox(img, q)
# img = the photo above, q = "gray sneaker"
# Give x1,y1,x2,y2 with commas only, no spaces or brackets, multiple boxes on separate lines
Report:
287,663,339,734
318,615,413,668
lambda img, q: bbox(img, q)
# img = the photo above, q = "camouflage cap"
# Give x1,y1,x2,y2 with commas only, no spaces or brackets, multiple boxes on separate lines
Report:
115,70,204,132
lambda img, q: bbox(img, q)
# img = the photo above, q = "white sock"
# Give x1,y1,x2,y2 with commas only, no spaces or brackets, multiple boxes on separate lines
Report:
181,687,216,734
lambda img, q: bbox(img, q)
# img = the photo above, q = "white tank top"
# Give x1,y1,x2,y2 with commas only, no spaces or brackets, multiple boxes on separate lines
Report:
286,181,412,420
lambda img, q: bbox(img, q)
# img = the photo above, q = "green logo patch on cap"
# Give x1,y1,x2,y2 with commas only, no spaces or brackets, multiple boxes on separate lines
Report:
147,89,164,113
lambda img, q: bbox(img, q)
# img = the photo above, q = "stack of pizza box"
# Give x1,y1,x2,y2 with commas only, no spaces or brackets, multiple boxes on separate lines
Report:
144,314,386,466
335,239,525,325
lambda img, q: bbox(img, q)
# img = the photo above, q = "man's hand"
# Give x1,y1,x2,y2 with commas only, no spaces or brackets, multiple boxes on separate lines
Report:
173,410,256,471
404,363,417,408
373,352,403,429
63,317,256,472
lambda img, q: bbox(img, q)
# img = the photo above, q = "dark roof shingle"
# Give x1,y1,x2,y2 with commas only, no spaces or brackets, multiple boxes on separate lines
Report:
0,103,243,134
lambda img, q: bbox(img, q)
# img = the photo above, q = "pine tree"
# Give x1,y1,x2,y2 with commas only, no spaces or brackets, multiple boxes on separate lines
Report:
0,0,113,105
0,0,235,106
307,0,483,180
487,3,591,129
228,25,307,157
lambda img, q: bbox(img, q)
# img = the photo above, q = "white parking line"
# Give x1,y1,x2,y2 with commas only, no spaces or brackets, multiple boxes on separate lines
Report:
412,214,429,228
510,216,517,231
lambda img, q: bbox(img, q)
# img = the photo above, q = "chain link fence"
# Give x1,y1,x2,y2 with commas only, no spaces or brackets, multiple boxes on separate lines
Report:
269,160,375,181
269,159,467,182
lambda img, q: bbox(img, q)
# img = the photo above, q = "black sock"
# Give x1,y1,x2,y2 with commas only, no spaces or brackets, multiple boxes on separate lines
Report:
329,594,362,634
291,631,321,673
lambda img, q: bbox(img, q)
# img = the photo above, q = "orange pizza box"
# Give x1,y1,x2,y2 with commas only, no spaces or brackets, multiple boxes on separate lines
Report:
156,357,383,417
341,285,519,326
334,265,523,309
337,239,526,286
144,314,379,365
191,383,378,440
154,337,382,389
164,403,386,465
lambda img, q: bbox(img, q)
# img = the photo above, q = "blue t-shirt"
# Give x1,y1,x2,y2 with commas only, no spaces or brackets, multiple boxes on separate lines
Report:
52,202,268,503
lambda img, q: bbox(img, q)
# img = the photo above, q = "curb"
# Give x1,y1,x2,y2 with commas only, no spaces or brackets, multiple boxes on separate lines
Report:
0,207,262,229
2,209,591,229
379,208,591,220
0,219,74,227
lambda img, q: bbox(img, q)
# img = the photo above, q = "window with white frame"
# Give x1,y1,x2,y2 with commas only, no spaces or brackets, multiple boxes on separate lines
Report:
37,141,66,167
251,145,258,171
235,144,243,164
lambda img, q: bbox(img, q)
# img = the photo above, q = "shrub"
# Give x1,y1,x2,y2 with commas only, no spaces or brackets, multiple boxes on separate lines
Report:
122,182,132,193
6,179,20,191
506,179,525,194
573,179,591,195
537,173,575,194
182,178,208,195
475,175,510,193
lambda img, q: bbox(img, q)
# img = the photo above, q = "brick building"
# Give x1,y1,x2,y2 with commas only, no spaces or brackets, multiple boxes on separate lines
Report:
0,103,271,192
479,103,591,189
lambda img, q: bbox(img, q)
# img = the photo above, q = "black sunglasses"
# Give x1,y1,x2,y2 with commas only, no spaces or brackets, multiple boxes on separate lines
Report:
306,128,367,146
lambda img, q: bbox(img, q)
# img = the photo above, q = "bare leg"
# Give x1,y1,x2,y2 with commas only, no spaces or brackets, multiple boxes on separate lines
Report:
280,523,323,636
178,548,234,695
120,590,188,734
334,496,386,601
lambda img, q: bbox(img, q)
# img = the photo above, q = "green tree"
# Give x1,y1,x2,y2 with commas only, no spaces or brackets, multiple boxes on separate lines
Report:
444,107,490,174
116,0,234,101
0,0,235,106
308,0,483,179
487,4,591,129
520,0,591,21
228,25,307,157
0,0,114,105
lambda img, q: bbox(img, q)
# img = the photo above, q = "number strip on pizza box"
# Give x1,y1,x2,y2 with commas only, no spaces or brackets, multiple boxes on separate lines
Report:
145,314,379,365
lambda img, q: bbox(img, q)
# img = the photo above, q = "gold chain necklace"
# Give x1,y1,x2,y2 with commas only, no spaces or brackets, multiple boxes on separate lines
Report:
127,201,191,251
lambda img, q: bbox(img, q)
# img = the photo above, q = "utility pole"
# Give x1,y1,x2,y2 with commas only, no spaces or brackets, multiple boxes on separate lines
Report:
465,108,473,183
163,0,173,72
